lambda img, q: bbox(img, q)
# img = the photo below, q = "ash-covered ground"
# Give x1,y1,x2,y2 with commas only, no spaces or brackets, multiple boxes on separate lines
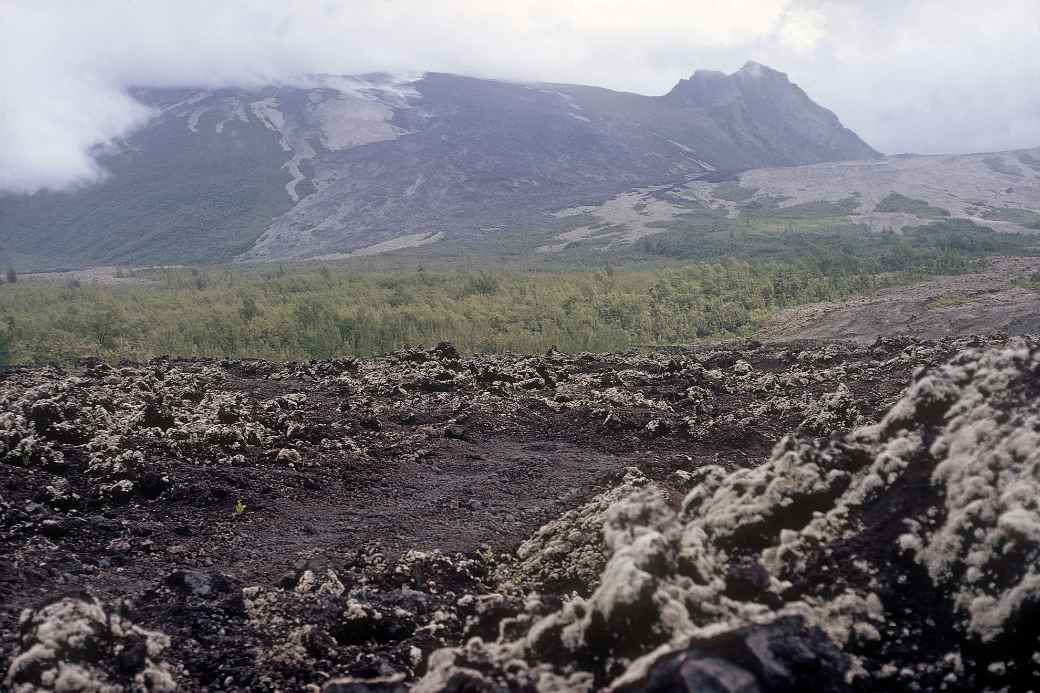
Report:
3,335,1040,691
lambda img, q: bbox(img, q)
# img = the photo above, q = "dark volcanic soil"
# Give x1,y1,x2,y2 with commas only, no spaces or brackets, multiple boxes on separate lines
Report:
0,336,1018,691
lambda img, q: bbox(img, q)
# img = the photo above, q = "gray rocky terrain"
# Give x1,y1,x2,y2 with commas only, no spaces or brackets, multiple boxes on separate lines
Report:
4,334,1040,691
761,256,1040,342
540,149,1040,252
418,336,1040,692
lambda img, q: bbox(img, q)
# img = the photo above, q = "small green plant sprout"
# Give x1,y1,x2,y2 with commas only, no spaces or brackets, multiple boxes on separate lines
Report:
476,545,495,564
233,498,246,516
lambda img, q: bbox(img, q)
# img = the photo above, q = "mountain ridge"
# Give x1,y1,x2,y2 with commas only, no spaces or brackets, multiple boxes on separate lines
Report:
0,64,880,269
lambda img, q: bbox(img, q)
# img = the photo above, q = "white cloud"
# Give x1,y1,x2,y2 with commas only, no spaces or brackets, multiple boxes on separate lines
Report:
778,8,826,52
0,0,798,192
1,0,1039,192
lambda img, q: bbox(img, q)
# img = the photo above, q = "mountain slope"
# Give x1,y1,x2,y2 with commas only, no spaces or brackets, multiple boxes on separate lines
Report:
663,62,877,164
533,146,1040,254
0,66,880,269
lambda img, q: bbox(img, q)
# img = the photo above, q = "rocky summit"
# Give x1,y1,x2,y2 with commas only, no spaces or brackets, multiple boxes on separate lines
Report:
3,334,1040,691
0,64,878,270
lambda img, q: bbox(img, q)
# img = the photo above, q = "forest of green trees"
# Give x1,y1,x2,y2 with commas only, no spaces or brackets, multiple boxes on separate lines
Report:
1,218,1030,366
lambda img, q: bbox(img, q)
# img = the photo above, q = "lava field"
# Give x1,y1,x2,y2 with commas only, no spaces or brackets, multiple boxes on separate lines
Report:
4,335,1040,692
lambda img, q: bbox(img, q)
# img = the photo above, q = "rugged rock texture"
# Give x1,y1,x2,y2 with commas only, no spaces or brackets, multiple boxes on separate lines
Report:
663,62,872,167
511,468,661,595
3,334,1035,690
538,149,1040,253
762,256,1040,342
417,337,1040,692
5,596,177,692
0,65,878,269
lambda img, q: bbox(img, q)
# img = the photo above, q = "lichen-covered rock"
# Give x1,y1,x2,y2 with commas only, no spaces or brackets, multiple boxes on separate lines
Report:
511,468,660,594
233,550,504,688
414,637,594,693
2,336,1028,690
417,338,1040,692
796,384,863,436
0,412,65,469
5,596,177,692
611,616,848,693
323,673,410,692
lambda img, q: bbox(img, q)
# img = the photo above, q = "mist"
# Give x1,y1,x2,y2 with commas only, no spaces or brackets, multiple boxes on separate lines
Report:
2,0,1039,194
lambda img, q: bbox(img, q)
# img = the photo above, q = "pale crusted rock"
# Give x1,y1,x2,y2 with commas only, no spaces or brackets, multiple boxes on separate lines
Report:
0,412,65,469
417,338,1040,691
797,384,863,436
5,596,177,693
512,468,659,593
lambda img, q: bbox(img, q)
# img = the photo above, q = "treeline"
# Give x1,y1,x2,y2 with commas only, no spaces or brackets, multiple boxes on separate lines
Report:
635,218,1030,265
0,233,1015,365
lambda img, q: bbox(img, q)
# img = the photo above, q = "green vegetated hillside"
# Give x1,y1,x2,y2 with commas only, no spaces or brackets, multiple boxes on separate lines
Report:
0,120,295,270
1,218,1035,365
981,206,1040,228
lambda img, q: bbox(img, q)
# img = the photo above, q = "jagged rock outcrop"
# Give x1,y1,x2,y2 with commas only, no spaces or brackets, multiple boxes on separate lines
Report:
663,62,878,167
511,468,662,594
5,596,176,692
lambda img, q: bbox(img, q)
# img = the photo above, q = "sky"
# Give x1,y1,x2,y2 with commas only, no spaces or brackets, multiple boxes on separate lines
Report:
1,0,1039,194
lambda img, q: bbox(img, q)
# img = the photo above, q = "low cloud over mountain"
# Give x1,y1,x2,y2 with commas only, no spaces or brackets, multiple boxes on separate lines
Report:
0,65,879,268
2,1,1039,194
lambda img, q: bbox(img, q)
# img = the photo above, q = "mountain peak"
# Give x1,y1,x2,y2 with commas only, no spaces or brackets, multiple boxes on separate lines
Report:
736,61,786,80
687,62,785,83
690,68,727,81
661,62,879,169
667,61,789,102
